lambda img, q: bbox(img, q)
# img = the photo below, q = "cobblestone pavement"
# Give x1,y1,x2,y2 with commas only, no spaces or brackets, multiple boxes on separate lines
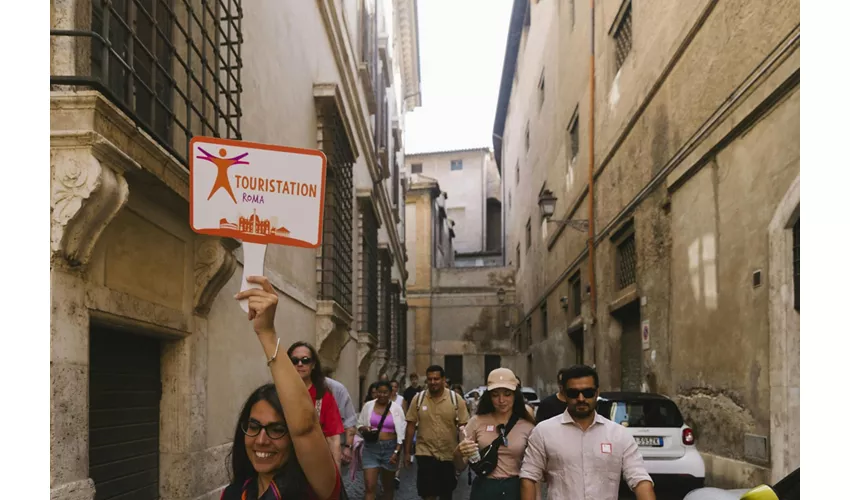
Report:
341,464,680,500
342,461,472,500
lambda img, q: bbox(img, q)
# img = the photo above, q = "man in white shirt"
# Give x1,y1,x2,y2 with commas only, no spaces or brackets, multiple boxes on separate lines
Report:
325,376,358,466
520,365,656,500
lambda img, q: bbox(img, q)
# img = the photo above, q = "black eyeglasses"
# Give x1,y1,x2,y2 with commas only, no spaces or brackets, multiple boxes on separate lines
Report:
565,388,598,399
241,419,289,439
290,356,313,366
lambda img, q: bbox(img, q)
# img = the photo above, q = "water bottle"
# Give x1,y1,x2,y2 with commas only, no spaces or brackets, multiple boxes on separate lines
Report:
462,426,481,463
468,447,481,464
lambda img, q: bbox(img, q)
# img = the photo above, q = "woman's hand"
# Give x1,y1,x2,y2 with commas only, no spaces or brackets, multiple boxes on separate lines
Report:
457,438,479,459
234,276,278,336
389,450,399,466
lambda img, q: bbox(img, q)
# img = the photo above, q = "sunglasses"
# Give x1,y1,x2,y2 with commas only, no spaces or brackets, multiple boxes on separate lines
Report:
565,388,598,399
241,419,289,439
290,356,313,366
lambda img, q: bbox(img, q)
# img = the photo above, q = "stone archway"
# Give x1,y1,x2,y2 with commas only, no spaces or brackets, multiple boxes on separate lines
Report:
767,174,799,482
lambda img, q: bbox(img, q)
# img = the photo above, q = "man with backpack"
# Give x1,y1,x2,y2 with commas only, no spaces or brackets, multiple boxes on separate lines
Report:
404,364,470,500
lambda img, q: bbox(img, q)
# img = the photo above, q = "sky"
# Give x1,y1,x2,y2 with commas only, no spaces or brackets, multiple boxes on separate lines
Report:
403,0,514,154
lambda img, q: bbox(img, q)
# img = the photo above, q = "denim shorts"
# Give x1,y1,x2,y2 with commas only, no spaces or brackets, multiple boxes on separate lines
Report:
361,438,399,471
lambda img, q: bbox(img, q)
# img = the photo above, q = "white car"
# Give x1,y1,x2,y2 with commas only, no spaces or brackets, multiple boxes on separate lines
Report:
597,392,706,497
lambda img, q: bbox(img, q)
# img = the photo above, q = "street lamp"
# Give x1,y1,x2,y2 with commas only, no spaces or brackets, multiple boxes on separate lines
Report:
537,189,589,232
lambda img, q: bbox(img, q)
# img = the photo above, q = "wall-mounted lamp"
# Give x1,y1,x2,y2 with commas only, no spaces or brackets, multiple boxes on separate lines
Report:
538,189,589,232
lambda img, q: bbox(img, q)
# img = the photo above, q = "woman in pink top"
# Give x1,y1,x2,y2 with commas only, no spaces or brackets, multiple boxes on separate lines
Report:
358,380,408,500
453,368,535,500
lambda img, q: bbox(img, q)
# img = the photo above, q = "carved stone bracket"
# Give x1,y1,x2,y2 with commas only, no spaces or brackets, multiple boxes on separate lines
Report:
50,144,129,267
193,236,239,315
357,332,378,377
374,348,389,377
316,300,354,372
386,359,399,381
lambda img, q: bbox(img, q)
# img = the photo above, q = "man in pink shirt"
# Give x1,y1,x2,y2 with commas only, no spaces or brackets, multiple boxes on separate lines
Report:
519,365,656,500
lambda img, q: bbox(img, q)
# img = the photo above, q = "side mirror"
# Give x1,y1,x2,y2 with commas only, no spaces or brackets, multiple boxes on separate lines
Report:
740,485,779,500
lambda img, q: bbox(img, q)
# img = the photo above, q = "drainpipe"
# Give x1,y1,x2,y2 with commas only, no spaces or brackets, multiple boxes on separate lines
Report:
588,0,598,364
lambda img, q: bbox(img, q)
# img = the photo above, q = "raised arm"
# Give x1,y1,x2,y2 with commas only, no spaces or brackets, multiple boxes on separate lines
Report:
237,276,337,499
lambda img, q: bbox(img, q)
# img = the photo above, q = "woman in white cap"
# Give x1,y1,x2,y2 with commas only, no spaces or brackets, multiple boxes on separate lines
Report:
453,368,535,499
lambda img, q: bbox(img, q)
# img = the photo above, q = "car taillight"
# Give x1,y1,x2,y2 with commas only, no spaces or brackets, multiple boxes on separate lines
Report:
682,427,695,445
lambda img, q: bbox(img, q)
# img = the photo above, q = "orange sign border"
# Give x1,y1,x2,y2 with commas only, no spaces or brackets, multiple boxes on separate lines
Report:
189,136,328,249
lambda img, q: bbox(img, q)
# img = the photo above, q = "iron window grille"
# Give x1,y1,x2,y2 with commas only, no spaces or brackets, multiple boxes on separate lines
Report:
450,159,463,171
569,272,582,318
525,317,532,347
525,218,532,252
358,203,379,333
411,163,423,174
793,217,800,311
51,0,243,164
569,112,579,161
613,2,633,71
389,284,400,359
515,161,520,186
525,123,531,153
377,250,392,349
616,233,637,290
540,302,548,339
398,303,408,364
316,112,354,314
538,71,545,109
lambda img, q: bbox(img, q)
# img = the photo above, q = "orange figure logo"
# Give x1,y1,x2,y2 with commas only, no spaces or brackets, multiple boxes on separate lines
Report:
196,146,250,203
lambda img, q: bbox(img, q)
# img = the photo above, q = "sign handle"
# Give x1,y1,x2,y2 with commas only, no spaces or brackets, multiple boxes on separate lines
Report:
239,241,268,313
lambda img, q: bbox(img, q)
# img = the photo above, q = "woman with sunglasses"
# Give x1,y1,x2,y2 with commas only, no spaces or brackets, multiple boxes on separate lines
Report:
287,340,345,465
357,380,407,500
453,368,535,500
222,276,341,499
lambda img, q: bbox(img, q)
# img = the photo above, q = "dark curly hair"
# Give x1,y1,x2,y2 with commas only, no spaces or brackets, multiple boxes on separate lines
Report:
225,384,308,497
286,341,327,399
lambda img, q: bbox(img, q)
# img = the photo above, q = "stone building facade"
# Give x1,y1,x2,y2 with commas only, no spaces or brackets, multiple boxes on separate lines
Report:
405,148,503,264
49,0,420,498
404,174,518,389
493,0,799,488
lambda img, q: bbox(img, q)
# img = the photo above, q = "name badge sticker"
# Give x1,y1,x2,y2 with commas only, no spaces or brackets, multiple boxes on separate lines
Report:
421,406,428,411
485,425,495,432
601,443,613,454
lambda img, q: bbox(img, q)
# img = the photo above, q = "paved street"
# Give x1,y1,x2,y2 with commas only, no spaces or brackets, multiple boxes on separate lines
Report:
342,461,472,500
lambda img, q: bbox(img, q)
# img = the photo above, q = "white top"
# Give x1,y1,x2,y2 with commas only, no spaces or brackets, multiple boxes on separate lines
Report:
358,399,408,445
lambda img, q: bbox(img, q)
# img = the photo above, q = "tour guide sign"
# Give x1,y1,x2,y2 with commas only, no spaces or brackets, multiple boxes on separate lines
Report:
189,136,327,312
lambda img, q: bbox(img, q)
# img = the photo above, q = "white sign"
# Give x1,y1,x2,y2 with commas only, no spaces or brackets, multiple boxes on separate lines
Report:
189,137,327,248
189,137,327,312
641,319,650,350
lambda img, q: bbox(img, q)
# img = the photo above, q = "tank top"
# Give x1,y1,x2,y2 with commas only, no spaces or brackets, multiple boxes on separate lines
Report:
369,406,396,433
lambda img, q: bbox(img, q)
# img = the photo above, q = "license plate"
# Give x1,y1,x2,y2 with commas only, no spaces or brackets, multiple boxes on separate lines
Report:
635,436,663,447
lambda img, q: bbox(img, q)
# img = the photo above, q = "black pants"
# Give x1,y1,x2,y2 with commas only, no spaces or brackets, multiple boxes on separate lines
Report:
416,455,457,499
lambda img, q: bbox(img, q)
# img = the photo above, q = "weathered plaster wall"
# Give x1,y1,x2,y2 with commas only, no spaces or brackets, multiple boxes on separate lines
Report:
499,0,800,486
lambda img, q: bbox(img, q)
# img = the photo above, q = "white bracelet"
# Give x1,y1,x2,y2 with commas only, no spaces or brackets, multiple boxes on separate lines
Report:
266,337,281,366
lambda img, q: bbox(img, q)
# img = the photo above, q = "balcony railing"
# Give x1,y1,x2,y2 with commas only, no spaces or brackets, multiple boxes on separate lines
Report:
50,0,243,164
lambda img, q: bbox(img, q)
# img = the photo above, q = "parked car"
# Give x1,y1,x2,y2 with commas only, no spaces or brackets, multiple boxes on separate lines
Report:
521,386,540,412
597,392,706,497
683,467,799,500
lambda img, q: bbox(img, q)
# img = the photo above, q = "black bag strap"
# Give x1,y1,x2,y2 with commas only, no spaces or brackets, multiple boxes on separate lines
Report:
485,412,521,450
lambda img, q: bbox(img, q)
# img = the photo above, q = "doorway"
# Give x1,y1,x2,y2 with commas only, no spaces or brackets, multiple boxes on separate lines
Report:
614,301,642,391
89,327,162,500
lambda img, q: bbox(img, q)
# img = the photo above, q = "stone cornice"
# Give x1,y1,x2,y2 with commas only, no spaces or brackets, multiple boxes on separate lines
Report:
393,0,422,109
316,1,408,285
